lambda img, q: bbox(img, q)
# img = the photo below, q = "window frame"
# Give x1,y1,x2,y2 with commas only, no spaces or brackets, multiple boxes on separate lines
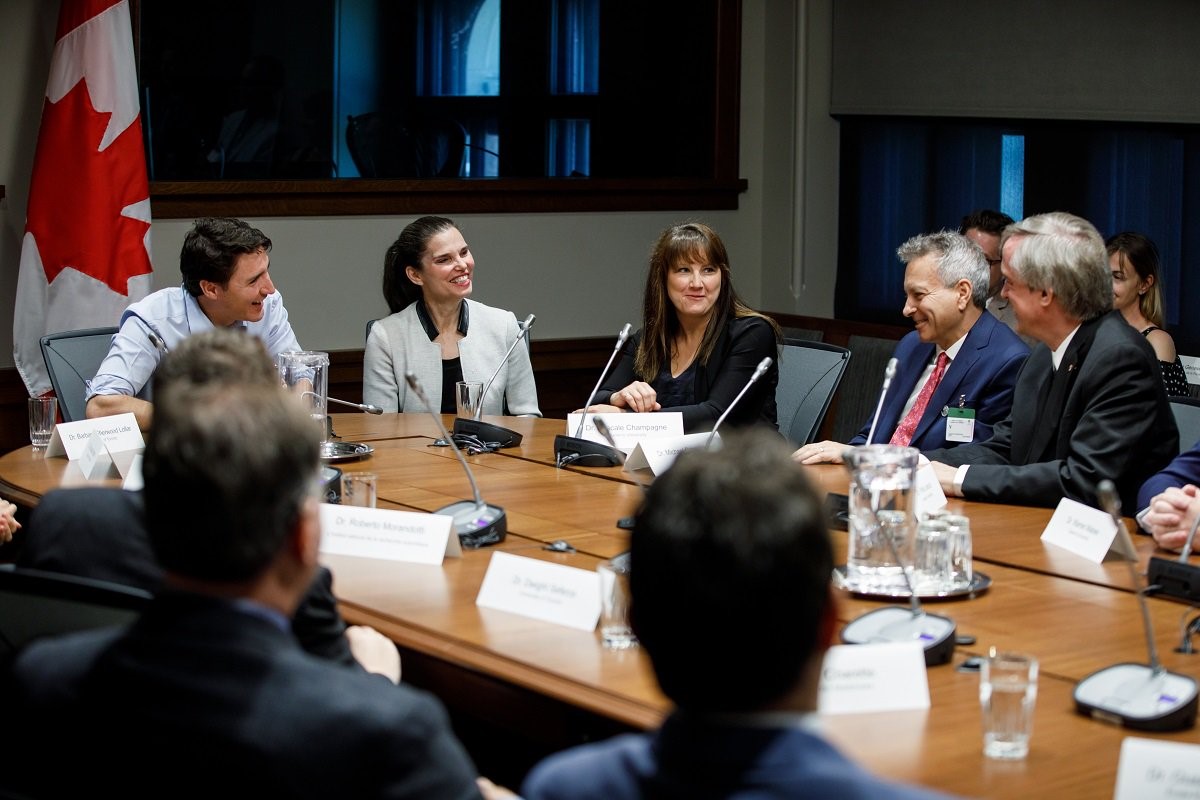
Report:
135,0,746,218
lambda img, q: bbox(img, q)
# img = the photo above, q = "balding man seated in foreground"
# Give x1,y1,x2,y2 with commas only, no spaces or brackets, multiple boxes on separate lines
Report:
523,430,956,800
5,378,484,798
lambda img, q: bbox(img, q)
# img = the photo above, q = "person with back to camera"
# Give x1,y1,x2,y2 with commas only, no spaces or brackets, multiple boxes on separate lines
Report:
363,215,540,416
584,222,781,432
1107,231,1190,396
522,430,957,800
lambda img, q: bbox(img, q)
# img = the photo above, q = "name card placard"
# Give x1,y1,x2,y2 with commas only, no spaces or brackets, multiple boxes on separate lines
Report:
318,503,460,565
817,642,930,715
1178,354,1200,388
475,551,601,631
1114,737,1200,800
565,412,683,452
46,413,144,460
76,431,118,480
1040,497,1134,563
914,462,948,517
624,432,716,476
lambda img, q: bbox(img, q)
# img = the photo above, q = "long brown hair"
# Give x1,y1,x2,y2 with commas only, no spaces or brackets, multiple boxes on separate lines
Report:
634,222,780,380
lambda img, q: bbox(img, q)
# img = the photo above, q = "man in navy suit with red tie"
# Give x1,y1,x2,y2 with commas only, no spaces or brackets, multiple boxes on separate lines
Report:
794,230,1028,464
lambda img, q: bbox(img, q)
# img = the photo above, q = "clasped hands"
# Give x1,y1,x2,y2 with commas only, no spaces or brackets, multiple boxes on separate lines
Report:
575,381,662,415
1142,484,1200,553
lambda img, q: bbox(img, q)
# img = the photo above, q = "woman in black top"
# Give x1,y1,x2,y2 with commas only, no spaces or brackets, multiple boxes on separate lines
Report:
1107,232,1190,396
587,222,781,432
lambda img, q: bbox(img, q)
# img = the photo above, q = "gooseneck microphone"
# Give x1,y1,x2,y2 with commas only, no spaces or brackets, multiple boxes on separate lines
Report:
319,395,384,415
838,462,957,666
406,371,507,549
554,324,632,468
1073,480,1197,730
705,357,772,449
865,357,899,445
452,313,536,448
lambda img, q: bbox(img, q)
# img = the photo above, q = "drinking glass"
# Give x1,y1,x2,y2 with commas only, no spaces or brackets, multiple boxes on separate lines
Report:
28,397,58,449
980,649,1038,760
455,381,483,419
597,561,637,650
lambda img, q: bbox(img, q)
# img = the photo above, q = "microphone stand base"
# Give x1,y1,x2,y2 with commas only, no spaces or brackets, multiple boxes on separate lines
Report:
840,606,957,666
453,418,523,448
1146,556,1200,603
436,499,507,549
553,435,624,468
1074,663,1198,731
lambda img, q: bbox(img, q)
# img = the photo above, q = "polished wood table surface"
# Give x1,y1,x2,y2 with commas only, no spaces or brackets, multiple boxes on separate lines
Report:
4,413,1199,799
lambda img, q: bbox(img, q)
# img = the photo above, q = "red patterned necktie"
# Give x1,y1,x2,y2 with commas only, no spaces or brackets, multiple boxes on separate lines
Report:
889,351,949,447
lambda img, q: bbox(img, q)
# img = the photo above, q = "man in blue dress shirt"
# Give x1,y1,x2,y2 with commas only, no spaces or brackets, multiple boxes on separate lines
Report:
85,216,301,428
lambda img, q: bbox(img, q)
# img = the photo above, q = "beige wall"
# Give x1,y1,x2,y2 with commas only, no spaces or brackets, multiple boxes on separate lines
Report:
0,0,838,368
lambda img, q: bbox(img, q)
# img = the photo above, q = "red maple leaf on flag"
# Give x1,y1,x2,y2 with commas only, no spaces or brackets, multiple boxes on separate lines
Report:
25,77,152,296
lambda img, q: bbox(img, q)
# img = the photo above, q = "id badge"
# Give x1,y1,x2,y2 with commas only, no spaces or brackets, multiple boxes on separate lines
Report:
945,407,975,443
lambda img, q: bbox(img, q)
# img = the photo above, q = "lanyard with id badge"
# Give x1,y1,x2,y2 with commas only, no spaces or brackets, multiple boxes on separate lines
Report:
944,395,975,442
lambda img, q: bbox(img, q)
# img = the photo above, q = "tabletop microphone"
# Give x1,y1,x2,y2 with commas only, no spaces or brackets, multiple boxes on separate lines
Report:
1145,494,1200,604
554,323,632,468
839,462,957,666
705,356,772,449
452,313,536,448
405,371,506,549
865,357,899,445
1073,480,1197,730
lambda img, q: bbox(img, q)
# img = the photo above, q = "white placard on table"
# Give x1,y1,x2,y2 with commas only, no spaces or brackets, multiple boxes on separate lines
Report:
817,642,931,715
1114,737,1200,800
318,503,461,565
1178,354,1200,388
913,462,948,518
1040,497,1134,563
624,432,716,476
564,412,683,452
475,551,601,632
46,413,144,460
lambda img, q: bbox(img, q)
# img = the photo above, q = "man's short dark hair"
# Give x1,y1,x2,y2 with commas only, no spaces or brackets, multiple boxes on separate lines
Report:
152,328,278,395
143,380,318,582
631,430,832,713
959,209,1014,237
180,217,272,297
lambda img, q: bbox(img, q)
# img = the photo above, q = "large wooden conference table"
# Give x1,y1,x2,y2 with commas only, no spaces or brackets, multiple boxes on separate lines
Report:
2,413,1199,798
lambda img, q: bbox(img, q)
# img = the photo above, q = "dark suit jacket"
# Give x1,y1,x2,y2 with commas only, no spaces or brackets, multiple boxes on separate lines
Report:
18,487,355,666
927,311,1178,511
5,592,482,799
522,712,955,800
850,311,1028,449
1137,441,1200,513
600,315,779,432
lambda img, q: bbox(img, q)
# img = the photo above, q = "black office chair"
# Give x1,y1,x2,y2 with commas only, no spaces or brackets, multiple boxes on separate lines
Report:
0,565,150,655
346,112,467,178
1169,396,1200,453
776,340,851,445
828,334,899,442
39,327,118,422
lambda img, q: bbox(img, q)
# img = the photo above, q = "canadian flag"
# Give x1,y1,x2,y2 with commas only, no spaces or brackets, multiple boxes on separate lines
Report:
13,0,153,397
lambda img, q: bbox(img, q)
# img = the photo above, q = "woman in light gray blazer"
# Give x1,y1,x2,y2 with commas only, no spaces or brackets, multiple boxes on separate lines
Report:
363,216,540,416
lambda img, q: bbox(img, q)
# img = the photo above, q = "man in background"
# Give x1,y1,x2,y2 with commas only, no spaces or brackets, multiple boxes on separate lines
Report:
928,212,1177,511
524,430,953,800
86,216,301,428
795,230,1026,462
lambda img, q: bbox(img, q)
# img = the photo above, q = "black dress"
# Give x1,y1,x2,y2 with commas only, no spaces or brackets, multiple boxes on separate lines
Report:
1141,326,1191,397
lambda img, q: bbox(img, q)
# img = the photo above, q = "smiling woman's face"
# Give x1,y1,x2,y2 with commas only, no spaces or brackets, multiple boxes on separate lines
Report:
406,227,475,305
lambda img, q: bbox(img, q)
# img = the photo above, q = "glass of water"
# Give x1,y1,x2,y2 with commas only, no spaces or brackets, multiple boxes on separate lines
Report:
597,560,637,650
980,648,1038,760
